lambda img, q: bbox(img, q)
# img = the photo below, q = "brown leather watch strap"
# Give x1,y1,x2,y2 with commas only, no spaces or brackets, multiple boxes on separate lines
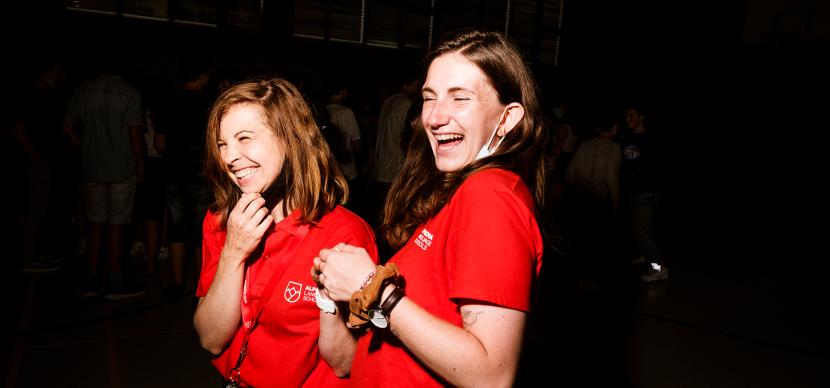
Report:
380,285,405,318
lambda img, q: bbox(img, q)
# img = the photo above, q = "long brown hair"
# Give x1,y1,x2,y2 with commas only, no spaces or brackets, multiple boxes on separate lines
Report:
381,29,549,248
204,78,348,228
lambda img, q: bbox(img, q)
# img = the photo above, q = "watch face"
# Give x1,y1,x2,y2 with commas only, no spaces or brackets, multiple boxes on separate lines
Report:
368,308,388,328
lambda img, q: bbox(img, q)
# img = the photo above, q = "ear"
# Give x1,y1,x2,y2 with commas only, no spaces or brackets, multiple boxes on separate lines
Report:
498,102,525,137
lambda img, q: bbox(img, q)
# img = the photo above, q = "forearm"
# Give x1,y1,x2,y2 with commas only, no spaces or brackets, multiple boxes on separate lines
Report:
195,194,274,354
193,255,246,355
318,309,357,377
314,245,527,385
386,292,525,387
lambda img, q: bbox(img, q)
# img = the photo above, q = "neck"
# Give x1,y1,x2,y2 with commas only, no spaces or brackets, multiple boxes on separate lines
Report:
262,170,288,217
271,200,288,223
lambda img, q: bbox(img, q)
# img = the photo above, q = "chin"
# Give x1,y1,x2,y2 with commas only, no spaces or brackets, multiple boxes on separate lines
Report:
434,158,468,173
234,182,259,194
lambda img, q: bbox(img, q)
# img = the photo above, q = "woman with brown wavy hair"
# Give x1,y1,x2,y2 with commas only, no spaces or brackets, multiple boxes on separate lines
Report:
193,78,378,387
313,29,548,387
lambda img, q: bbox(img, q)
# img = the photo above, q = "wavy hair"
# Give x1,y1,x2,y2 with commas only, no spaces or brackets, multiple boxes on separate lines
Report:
381,29,550,248
204,78,348,228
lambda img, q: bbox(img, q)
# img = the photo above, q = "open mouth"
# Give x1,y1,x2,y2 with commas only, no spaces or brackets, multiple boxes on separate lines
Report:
233,167,257,180
434,133,464,149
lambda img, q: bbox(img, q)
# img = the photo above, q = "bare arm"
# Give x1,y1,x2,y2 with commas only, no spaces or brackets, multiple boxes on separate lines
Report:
315,245,526,387
193,252,246,355
193,194,273,355
381,289,525,387
318,308,358,377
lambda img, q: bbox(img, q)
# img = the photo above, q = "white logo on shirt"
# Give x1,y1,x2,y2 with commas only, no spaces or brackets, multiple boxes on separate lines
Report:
624,145,641,160
414,227,433,251
284,281,302,303
303,285,318,302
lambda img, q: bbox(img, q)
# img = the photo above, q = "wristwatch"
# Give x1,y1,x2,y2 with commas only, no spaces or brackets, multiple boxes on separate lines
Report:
368,285,405,329
315,288,337,314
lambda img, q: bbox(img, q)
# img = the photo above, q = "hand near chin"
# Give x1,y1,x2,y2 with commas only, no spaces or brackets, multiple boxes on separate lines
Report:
224,192,273,261
312,243,376,302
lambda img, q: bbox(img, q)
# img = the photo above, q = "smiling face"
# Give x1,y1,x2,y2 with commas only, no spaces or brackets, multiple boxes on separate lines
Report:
421,52,508,172
218,103,285,194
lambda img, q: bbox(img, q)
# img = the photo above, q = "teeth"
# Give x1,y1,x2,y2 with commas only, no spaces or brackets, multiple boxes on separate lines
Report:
234,167,256,179
435,133,463,142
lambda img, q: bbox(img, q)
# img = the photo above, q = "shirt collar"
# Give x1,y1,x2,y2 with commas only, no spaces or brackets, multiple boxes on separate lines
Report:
273,209,306,237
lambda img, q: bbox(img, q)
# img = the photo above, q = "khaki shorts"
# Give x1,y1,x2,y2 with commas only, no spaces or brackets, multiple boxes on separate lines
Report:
84,176,137,224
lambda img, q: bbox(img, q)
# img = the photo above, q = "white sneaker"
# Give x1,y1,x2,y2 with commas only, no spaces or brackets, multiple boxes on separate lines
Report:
640,262,669,282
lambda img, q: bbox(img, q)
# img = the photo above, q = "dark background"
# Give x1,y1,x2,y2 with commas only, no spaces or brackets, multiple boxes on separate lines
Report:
2,0,826,252
1,0,828,386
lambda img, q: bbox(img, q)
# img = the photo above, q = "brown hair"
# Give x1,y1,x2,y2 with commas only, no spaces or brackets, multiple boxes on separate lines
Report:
204,77,348,228
381,29,549,248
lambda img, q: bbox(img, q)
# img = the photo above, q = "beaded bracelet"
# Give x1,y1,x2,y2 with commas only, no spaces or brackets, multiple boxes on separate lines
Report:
359,269,376,290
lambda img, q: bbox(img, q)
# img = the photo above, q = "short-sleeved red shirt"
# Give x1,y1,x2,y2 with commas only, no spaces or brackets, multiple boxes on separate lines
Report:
349,169,544,387
197,205,378,388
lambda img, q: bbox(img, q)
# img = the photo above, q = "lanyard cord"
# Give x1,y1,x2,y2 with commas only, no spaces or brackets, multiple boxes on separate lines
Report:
228,223,310,385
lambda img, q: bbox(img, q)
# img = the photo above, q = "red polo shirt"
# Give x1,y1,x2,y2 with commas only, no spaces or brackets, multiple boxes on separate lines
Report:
197,205,378,387
349,168,544,387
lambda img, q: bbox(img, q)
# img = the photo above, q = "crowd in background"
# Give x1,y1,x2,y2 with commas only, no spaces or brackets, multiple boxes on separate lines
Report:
9,43,671,305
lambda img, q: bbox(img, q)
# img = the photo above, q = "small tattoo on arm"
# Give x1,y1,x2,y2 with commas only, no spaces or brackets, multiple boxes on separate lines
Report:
462,311,483,327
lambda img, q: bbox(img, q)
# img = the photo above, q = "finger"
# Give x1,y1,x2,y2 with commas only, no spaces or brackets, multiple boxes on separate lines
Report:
235,192,255,207
253,215,273,236
230,193,256,216
251,207,269,226
311,257,322,274
242,196,266,217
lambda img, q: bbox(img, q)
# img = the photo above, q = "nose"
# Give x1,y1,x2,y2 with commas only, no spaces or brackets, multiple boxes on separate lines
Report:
221,142,240,165
423,99,450,129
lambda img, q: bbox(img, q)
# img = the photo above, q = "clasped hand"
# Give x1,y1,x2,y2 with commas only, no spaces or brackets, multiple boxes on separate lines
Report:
312,243,376,302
